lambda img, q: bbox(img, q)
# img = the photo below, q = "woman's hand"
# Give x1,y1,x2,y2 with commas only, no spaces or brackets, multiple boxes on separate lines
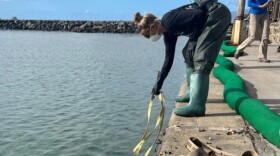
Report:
151,84,161,95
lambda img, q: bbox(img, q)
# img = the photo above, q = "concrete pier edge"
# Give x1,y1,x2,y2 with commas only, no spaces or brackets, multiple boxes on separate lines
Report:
157,42,280,156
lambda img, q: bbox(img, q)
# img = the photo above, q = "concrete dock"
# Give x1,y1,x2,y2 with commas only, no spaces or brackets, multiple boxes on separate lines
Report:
158,42,280,156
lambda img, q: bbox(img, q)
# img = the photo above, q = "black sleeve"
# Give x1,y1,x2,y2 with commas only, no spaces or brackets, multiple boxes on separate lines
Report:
154,32,178,92
173,2,199,10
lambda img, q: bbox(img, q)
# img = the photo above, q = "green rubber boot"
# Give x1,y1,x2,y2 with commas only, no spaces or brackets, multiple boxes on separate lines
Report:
174,73,209,117
175,67,193,102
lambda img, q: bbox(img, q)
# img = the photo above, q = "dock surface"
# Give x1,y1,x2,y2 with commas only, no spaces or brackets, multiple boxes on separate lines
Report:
158,42,280,156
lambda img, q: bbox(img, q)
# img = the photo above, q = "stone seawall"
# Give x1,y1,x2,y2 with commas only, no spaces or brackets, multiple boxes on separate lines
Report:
269,21,280,43
0,19,137,33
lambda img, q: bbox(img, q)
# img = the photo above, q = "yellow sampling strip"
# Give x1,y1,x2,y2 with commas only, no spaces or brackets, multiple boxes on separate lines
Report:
133,92,165,156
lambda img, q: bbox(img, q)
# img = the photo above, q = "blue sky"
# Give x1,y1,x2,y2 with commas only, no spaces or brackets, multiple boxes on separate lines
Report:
0,0,241,20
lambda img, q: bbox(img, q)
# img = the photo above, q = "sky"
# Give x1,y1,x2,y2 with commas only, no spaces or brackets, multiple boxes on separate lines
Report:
0,0,243,21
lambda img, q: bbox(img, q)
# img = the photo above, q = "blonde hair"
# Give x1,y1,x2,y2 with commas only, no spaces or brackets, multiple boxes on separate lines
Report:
133,12,157,30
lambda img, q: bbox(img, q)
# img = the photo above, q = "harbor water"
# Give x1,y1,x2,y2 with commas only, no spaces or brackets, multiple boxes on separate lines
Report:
0,30,187,156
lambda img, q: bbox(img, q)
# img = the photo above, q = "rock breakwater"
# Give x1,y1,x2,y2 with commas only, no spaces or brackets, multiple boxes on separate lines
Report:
0,19,137,33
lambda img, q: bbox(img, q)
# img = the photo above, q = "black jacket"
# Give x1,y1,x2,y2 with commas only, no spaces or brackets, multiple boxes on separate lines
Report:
152,3,207,95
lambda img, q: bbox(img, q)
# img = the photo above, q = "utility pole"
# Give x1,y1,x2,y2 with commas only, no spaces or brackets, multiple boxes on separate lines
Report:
231,0,246,45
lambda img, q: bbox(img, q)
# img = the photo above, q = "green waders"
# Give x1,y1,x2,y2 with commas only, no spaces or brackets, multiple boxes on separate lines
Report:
175,67,193,102
174,2,231,117
175,73,209,116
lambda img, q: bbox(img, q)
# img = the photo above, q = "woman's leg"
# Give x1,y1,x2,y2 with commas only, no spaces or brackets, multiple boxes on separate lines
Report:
176,41,195,102
174,2,231,117
175,65,193,102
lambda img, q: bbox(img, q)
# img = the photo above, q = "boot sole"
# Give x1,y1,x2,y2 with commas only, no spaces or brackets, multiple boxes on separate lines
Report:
174,112,205,117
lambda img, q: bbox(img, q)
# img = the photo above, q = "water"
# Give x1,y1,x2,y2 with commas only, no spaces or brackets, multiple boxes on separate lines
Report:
0,30,187,156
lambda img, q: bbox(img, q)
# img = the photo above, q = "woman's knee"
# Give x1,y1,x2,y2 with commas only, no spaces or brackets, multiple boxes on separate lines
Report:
193,61,214,75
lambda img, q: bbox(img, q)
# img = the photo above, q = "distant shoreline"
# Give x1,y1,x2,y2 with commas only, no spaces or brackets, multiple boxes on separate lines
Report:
0,19,137,33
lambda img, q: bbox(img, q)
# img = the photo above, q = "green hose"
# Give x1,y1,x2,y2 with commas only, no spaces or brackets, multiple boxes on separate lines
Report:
214,54,280,148
221,40,244,57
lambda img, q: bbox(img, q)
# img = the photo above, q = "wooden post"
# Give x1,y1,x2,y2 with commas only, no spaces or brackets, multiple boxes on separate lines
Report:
231,0,246,45
237,0,245,18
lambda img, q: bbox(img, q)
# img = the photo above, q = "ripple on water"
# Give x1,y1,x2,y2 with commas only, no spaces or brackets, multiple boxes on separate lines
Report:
0,31,186,156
